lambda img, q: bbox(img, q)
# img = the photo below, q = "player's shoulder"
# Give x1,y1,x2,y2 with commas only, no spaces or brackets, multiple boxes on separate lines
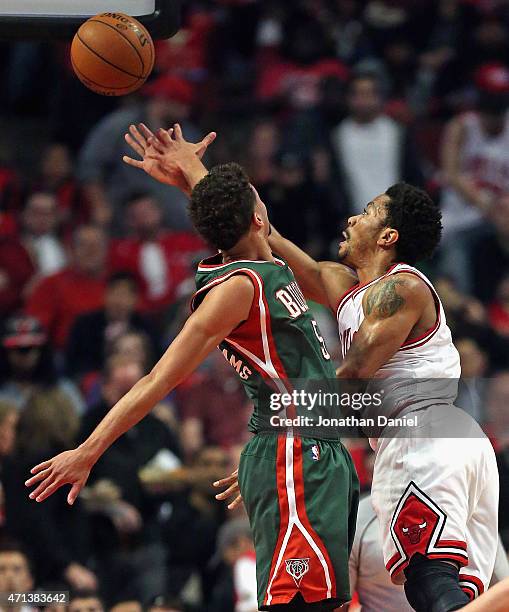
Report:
364,269,431,315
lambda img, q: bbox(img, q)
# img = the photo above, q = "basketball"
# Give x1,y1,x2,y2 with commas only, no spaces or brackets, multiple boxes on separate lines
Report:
70,12,155,96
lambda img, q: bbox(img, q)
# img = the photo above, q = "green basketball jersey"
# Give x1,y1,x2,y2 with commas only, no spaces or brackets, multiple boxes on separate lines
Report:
191,253,337,434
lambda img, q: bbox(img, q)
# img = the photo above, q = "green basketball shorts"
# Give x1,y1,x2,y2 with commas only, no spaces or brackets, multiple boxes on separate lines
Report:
238,432,359,610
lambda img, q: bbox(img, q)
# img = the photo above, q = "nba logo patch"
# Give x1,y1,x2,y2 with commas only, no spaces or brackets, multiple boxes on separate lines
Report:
311,445,320,461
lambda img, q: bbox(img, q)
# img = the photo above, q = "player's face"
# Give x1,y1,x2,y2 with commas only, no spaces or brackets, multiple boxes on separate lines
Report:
338,194,389,266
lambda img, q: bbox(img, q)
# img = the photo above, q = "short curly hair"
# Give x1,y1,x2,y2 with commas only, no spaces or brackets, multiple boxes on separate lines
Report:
384,183,442,265
189,163,255,250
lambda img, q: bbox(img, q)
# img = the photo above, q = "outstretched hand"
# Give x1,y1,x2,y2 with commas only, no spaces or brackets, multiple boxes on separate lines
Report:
213,468,243,510
25,448,93,505
123,123,216,192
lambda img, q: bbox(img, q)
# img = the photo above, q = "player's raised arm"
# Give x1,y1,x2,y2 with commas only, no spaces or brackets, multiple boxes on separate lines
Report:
25,275,254,505
336,273,429,379
125,124,357,311
268,225,357,311
123,122,215,193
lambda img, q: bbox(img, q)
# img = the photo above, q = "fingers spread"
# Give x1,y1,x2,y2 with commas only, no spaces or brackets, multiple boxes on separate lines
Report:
173,123,184,141
29,476,56,501
213,474,236,488
228,494,243,510
157,128,173,146
30,459,52,474
35,479,64,503
215,482,240,501
146,136,165,154
68,482,83,506
125,133,145,158
25,467,52,487
129,124,147,150
138,123,155,140
201,132,217,148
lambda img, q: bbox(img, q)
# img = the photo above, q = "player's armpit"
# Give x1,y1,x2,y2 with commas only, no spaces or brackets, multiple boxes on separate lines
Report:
336,274,427,379
269,226,357,310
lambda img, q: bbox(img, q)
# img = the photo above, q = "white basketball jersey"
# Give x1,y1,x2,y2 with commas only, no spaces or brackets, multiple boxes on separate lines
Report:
441,111,509,234
337,263,461,418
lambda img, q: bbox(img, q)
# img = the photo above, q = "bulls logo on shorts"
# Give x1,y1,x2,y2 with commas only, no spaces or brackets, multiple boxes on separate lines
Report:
387,481,468,579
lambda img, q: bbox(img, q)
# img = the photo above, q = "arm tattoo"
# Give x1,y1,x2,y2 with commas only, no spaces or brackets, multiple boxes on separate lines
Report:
365,278,406,318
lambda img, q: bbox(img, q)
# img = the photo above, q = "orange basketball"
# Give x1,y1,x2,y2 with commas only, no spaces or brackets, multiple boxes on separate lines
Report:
71,12,155,96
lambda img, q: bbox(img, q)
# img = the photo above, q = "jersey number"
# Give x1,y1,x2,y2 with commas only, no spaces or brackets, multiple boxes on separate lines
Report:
311,319,331,360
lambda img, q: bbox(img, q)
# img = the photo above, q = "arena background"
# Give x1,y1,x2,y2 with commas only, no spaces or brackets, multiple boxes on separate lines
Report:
0,1,508,610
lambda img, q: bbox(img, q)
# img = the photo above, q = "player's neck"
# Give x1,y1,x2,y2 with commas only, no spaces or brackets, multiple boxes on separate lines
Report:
221,235,274,264
355,256,398,285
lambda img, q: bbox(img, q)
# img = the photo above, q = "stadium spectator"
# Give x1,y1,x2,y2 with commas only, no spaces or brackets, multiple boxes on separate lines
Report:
160,446,229,601
209,518,257,612
0,402,18,527
0,315,83,413
67,591,105,612
65,272,156,382
0,540,35,605
176,351,251,459
486,372,509,549
25,225,108,350
456,336,489,422
489,275,509,337
331,71,424,216
109,602,143,612
76,75,201,231
349,494,413,612
20,191,67,279
147,595,185,612
108,331,155,373
30,143,89,234
440,63,509,292
109,193,206,314
256,8,348,111
472,194,509,305
0,235,35,317
435,278,509,372
80,355,180,606
3,391,95,591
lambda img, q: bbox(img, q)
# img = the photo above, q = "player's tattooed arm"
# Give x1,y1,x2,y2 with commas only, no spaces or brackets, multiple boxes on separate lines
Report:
365,277,406,318
336,274,430,379
269,226,357,311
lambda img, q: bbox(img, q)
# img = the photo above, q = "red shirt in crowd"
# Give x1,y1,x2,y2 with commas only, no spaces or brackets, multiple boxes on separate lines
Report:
25,268,106,349
109,231,207,313
257,57,349,107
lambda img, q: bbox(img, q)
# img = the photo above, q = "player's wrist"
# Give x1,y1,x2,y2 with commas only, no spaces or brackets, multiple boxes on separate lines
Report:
177,156,208,190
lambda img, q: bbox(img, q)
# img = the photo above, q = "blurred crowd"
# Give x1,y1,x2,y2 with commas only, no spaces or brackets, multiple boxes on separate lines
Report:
1,0,509,610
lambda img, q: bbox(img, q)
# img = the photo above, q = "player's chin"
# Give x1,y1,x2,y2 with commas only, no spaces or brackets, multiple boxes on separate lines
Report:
338,242,349,261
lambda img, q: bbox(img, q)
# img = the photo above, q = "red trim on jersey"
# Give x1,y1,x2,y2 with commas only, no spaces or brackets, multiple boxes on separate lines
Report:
459,574,485,601
197,253,286,270
396,269,441,350
292,437,336,601
190,268,251,312
386,539,468,578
